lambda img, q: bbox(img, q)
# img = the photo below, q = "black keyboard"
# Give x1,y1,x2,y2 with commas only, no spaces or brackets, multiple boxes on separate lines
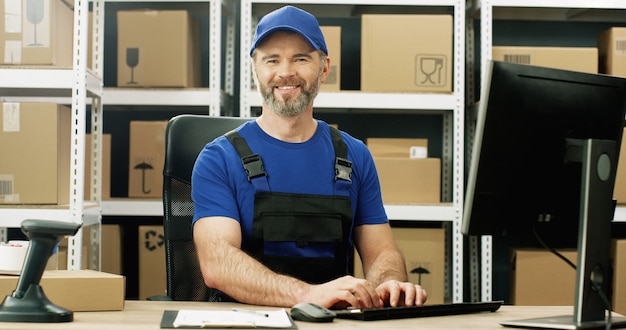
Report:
334,301,503,321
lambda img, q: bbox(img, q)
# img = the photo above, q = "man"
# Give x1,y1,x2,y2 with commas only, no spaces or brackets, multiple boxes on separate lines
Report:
191,5,427,309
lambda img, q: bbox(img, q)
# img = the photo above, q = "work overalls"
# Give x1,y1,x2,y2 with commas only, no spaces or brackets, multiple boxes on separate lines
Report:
225,126,355,284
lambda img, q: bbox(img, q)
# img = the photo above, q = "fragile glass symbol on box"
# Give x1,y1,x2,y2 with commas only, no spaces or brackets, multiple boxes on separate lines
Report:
416,55,446,87
126,48,139,84
26,0,44,46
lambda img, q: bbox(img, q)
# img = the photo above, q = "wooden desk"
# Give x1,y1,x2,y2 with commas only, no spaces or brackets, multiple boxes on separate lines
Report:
0,301,578,329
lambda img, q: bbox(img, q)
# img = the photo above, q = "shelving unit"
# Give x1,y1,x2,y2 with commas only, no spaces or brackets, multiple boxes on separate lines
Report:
0,0,105,270
98,0,237,217
101,0,237,116
239,0,466,303
466,0,626,303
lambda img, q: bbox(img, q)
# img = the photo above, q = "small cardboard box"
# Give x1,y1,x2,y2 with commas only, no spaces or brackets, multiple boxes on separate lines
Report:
0,0,73,65
138,225,166,300
361,14,453,93
320,26,341,91
613,240,626,315
511,249,577,305
117,10,201,87
354,227,445,304
0,102,70,204
492,46,598,74
367,138,428,158
373,157,441,204
128,121,167,198
84,133,111,200
0,270,125,311
598,27,626,78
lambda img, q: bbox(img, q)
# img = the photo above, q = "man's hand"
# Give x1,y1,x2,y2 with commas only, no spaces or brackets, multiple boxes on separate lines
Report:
303,275,384,309
376,280,428,307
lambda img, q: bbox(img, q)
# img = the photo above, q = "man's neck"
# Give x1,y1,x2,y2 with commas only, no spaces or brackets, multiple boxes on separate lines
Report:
256,108,318,143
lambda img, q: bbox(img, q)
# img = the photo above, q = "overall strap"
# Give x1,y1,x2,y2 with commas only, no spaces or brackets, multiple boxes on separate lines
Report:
225,126,352,195
329,126,352,197
225,130,270,192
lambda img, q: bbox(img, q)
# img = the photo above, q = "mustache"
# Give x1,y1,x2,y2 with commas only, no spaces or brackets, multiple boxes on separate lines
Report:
270,77,306,88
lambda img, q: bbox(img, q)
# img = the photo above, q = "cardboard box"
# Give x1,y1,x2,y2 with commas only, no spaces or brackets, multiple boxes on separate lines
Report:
0,102,70,204
492,46,598,74
0,270,125,311
50,224,121,274
138,225,166,300
117,10,200,87
373,157,440,204
0,0,73,65
320,26,341,91
614,128,626,204
367,138,428,158
354,227,445,304
613,240,626,315
361,15,453,93
101,224,123,275
512,246,626,308
84,133,111,200
511,249,577,305
598,27,626,78
128,121,167,198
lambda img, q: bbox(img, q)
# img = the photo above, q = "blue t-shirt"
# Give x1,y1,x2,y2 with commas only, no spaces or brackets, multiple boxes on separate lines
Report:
191,120,388,256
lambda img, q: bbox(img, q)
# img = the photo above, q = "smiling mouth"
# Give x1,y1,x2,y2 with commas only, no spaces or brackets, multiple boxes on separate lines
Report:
276,85,298,90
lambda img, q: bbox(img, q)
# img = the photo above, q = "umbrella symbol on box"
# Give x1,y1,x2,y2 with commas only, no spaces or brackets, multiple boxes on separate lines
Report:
134,162,153,194
410,266,430,285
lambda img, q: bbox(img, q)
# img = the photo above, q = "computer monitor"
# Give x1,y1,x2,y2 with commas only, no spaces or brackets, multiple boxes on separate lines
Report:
462,60,626,329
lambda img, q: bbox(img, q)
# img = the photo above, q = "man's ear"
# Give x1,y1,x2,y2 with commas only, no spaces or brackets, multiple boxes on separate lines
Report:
320,56,331,83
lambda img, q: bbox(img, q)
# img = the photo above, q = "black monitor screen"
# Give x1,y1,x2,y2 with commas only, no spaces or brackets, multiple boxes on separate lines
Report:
462,61,626,328
463,61,626,248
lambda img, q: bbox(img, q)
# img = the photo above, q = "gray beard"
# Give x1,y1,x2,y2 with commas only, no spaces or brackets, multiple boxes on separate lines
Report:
260,77,321,117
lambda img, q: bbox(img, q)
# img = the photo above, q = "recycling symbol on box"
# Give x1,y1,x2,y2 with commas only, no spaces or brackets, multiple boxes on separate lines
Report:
144,230,164,251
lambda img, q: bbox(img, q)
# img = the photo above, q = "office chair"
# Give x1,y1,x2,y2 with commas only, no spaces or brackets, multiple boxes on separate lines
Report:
162,114,251,301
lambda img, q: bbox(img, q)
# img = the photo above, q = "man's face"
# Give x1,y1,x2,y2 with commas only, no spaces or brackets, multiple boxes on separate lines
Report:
252,31,329,117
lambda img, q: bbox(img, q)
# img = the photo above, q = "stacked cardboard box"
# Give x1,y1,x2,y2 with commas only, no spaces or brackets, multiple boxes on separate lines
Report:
367,138,440,204
138,225,166,300
598,27,626,78
117,10,201,87
511,241,626,315
128,121,168,198
492,46,598,74
0,270,125,311
320,26,342,91
0,0,73,66
0,102,70,204
361,15,453,93
354,227,445,304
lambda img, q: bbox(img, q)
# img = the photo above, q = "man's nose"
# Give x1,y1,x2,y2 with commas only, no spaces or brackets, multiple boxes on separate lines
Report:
276,61,296,77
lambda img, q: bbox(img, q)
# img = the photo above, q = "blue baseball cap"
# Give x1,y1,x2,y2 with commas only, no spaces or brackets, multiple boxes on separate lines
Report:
250,5,328,56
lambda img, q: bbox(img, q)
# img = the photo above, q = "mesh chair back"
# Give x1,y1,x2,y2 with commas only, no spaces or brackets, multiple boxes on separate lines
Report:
163,115,251,301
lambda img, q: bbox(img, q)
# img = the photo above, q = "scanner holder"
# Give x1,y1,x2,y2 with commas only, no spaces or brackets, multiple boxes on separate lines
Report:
0,219,81,323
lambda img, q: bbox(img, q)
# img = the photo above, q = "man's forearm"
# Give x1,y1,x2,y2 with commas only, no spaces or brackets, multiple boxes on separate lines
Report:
200,240,309,307
364,249,409,286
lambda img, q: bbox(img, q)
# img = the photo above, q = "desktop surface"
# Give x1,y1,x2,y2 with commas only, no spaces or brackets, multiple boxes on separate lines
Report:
0,300,594,330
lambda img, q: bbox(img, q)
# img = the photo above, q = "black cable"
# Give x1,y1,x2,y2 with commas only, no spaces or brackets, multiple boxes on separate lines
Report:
532,226,576,269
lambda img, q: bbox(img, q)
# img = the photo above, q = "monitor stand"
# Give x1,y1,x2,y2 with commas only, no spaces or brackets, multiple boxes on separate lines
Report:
0,219,81,323
501,139,626,330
